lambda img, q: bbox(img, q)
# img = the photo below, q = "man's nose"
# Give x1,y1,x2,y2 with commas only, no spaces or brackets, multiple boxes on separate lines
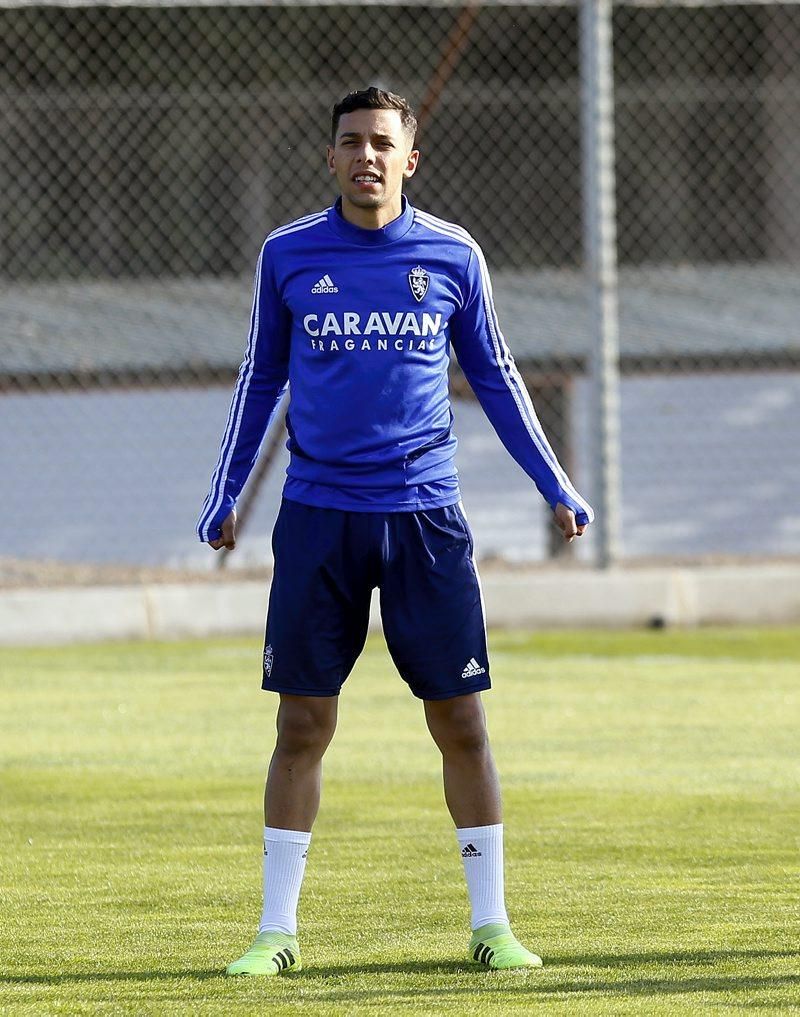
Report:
357,145,376,163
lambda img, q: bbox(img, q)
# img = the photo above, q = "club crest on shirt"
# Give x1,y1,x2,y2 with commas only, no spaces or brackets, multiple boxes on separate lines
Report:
408,265,429,303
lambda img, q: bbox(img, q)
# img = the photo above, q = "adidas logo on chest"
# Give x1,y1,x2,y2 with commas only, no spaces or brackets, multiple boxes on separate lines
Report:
311,274,338,294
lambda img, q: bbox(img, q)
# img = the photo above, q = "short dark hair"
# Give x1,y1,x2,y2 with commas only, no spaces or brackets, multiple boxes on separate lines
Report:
330,87,418,145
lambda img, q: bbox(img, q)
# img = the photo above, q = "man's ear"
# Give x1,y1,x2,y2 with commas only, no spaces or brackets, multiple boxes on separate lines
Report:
403,148,420,180
326,145,336,175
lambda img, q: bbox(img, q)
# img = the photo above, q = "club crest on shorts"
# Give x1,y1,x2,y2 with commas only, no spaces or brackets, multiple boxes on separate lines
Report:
408,265,429,302
263,645,274,677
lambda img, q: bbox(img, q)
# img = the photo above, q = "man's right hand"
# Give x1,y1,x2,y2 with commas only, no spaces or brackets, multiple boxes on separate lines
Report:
208,510,237,551
554,502,587,543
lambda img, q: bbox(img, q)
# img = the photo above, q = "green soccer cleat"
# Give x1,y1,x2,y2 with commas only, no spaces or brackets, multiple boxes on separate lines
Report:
225,931,302,976
468,922,543,970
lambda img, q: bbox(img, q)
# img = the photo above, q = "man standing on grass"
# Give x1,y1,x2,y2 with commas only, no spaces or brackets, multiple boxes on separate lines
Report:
197,86,592,976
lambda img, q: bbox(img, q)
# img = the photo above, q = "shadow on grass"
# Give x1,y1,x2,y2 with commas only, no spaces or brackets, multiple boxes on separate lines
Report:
548,947,800,968
274,969,800,1006
0,970,223,986
2,948,798,1002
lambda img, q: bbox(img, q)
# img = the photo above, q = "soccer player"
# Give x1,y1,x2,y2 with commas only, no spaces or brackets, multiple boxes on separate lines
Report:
197,87,592,976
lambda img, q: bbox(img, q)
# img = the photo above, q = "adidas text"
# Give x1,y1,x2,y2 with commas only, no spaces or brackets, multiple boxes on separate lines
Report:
311,274,338,294
461,657,486,679
461,843,482,857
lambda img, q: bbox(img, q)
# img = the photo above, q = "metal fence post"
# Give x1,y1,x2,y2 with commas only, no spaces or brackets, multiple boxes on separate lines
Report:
580,0,622,568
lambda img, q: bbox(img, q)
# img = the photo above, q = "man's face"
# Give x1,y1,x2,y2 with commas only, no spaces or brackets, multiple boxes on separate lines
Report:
327,108,419,213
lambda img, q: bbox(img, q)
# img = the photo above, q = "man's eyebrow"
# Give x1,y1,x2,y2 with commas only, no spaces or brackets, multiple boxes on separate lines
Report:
338,131,395,142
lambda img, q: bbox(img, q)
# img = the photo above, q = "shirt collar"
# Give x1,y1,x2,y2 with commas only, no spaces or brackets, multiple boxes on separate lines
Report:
327,195,415,245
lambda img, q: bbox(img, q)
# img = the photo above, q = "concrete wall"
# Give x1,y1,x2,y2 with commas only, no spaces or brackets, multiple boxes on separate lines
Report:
2,564,798,646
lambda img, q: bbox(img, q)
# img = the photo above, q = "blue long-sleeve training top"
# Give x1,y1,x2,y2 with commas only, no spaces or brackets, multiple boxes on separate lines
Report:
197,197,594,542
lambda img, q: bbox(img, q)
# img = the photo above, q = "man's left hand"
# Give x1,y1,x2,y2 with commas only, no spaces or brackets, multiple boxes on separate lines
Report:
208,509,237,551
554,503,587,543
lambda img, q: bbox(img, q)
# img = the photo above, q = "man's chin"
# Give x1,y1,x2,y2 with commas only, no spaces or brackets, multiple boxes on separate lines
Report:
346,191,384,208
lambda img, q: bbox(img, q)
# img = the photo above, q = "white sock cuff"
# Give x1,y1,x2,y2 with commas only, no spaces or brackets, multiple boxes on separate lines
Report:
264,826,312,846
456,822,508,929
456,823,503,842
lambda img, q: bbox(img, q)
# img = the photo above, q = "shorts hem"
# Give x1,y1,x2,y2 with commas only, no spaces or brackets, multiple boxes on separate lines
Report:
261,682,342,697
412,679,491,701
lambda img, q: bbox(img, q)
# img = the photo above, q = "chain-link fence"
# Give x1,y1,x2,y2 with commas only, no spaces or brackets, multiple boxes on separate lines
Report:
2,1,799,570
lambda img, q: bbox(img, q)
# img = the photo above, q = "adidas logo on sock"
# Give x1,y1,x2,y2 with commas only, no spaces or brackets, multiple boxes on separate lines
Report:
461,657,486,679
461,843,482,858
311,273,339,294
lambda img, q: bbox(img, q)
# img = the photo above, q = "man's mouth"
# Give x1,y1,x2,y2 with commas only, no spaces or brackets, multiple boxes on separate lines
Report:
353,174,381,185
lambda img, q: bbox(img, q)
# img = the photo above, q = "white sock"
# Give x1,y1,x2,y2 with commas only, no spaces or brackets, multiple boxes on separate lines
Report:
456,823,509,930
258,826,312,935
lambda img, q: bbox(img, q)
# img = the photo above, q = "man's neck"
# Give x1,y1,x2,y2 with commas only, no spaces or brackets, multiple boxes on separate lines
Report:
339,195,404,230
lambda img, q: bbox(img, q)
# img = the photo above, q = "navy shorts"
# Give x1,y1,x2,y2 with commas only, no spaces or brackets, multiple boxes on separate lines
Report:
262,499,491,700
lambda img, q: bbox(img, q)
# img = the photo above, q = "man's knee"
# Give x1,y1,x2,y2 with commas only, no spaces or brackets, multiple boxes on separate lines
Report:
275,694,338,758
425,694,490,756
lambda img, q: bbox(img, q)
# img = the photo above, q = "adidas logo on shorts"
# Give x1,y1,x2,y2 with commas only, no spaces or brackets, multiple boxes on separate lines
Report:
461,843,482,857
311,274,338,294
461,657,486,679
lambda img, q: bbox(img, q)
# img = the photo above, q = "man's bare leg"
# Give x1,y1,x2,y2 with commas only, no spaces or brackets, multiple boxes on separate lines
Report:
424,693,501,827
265,694,339,830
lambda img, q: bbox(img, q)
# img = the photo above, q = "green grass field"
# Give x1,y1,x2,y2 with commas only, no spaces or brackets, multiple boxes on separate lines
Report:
2,627,799,1015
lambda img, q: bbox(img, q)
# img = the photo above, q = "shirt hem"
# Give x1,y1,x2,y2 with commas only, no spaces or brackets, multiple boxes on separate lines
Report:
282,488,461,513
